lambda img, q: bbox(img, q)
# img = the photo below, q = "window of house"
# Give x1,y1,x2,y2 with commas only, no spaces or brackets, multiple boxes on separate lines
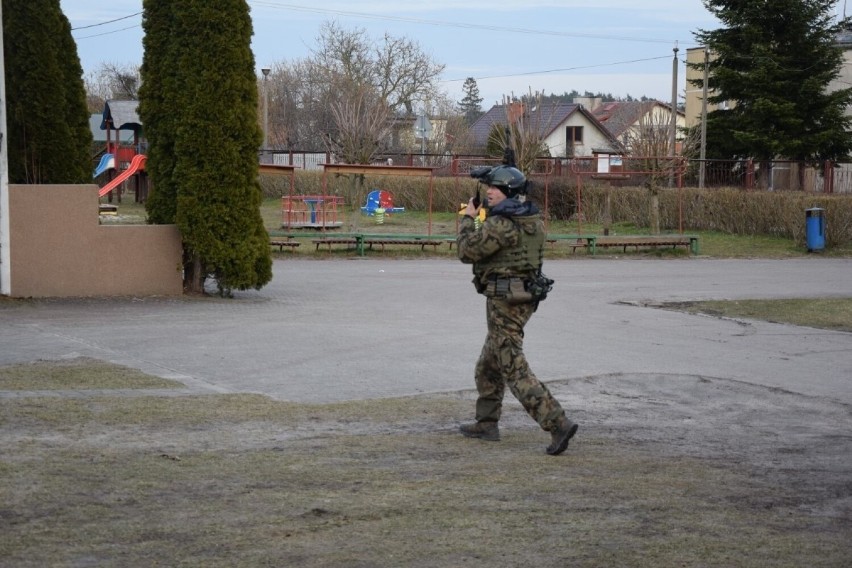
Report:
565,126,583,157
566,126,584,144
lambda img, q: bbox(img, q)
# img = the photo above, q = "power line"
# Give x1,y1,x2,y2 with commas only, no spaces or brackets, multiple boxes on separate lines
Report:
68,3,695,47
446,55,674,84
73,24,141,41
66,3,690,83
249,1,690,46
70,11,141,31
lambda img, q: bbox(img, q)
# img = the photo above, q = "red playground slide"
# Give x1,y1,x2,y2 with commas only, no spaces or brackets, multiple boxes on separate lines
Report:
98,154,147,198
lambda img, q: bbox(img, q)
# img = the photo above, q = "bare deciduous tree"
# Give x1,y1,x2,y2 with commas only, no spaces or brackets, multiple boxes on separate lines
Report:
263,20,445,154
311,21,373,88
373,32,444,116
261,60,339,151
84,62,140,112
326,84,391,165
311,22,444,116
622,103,695,234
323,83,392,230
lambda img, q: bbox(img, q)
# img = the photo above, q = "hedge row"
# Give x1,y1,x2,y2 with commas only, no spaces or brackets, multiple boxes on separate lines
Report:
573,185,851,247
260,172,852,246
260,170,482,212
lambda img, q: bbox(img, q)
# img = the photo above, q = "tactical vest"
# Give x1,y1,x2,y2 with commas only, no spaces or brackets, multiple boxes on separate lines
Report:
473,214,545,283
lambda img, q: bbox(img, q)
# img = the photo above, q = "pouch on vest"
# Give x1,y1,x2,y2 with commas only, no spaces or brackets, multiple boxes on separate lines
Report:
483,276,534,304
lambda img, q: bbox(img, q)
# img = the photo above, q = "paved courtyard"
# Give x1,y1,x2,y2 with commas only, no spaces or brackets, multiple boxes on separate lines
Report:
1,257,850,405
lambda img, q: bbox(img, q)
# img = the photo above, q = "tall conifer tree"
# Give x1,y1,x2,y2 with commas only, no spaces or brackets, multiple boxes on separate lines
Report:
140,0,271,295
694,0,852,163
2,0,92,183
458,77,484,125
139,0,181,225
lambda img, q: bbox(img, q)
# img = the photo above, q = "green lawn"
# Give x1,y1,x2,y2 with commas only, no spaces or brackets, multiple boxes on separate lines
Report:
107,198,852,259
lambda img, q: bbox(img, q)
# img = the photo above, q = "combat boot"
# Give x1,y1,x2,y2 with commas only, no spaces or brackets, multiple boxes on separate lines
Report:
546,416,578,456
459,421,500,441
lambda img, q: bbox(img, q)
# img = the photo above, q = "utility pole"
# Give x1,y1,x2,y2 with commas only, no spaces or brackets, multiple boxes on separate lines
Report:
699,47,709,189
261,67,270,164
669,43,679,187
0,2,11,296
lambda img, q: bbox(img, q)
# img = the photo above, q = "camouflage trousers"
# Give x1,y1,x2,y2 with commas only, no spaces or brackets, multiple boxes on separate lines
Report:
473,297,566,432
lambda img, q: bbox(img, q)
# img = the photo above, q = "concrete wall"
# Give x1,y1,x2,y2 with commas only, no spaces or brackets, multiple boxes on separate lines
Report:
8,184,183,298
827,43,852,117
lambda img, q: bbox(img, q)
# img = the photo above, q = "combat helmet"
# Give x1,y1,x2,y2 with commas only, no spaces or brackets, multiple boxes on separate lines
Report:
470,165,528,198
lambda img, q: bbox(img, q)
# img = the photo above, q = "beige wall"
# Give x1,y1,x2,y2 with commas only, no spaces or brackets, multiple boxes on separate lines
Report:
827,45,852,117
684,47,739,129
8,184,183,298
685,47,712,129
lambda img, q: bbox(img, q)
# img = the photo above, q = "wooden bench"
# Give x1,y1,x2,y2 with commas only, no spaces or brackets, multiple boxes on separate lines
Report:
312,234,446,255
269,239,300,252
545,235,598,254
449,234,596,254
595,235,699,254
312,238,361,252
362,238,443,252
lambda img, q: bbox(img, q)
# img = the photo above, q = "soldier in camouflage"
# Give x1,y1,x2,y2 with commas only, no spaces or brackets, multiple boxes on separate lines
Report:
457,165,578,455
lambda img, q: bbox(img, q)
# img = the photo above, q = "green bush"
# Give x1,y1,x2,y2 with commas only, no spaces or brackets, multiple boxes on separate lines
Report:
605,187,851,247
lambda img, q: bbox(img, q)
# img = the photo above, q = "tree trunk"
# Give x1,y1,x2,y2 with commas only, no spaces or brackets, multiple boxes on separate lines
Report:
647,182,661,235
346,174,367,232
183,253,205,295
758,160,771,190
650,194,660,235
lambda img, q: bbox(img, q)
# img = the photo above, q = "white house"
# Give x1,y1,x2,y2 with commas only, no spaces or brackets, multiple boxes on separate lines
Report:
469,101,621,159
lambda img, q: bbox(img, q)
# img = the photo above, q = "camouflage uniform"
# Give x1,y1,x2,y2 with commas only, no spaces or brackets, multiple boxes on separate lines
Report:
457,199,566,433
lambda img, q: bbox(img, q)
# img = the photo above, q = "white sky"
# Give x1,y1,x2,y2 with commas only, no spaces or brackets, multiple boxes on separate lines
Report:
61,0,726,108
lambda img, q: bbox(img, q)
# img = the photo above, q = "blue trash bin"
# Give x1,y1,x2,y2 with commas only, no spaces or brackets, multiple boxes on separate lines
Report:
805,207,825,252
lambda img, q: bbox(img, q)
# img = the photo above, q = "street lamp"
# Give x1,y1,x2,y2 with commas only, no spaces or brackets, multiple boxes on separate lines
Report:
668,43,678,188
699,48,709,189
261,67,270,163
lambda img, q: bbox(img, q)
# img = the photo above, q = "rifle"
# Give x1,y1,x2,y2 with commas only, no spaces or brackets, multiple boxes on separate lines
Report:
502,125,516,168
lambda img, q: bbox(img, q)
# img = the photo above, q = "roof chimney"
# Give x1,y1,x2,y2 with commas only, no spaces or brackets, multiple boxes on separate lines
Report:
573,96,603,111
506,101,525,124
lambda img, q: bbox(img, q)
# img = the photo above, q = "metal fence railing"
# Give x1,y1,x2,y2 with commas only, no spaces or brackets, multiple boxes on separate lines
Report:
263,151,852,193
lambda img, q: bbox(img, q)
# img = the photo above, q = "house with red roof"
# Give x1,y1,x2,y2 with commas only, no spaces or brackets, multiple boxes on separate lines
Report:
469,100,622,159
586,98,686,153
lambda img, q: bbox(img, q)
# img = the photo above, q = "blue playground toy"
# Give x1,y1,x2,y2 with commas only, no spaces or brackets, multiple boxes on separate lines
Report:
361,189,405,215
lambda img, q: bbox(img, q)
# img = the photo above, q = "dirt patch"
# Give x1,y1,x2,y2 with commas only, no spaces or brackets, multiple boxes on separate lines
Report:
1,360,850,567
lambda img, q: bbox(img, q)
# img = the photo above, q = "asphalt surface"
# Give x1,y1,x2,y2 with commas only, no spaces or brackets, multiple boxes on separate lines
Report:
1,257,851,405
